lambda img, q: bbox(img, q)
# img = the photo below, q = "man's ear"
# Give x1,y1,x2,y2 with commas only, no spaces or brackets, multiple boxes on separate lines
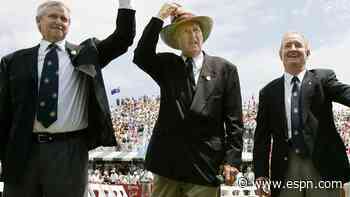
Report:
36,17,41,31
279,49,283,60
67,18,71,27
306,49,310,57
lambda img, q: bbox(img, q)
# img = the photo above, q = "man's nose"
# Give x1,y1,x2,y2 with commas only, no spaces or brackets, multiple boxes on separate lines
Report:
57,19,63,24
290,44,296,50
189,31,196,38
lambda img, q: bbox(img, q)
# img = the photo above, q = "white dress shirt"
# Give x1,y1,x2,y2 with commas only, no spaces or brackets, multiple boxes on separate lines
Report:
182,51,204,85
33,39,89,133
284,70,306,139
118,0,134,10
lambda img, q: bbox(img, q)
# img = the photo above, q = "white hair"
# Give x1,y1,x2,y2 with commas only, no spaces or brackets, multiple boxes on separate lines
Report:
36,1,71,23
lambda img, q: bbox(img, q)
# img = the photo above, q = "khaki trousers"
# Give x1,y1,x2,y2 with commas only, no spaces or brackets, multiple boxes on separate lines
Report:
151,174,219,197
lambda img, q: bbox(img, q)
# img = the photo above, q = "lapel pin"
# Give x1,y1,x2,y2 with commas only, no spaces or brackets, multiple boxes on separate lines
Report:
206,76,211,81
308,81,312,85
71,50,77,55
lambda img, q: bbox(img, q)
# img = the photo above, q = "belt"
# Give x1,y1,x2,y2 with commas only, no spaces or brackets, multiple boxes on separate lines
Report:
33,129,86,143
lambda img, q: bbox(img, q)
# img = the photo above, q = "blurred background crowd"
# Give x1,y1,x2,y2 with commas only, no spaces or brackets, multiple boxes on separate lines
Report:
86,95,350,185
2,95,349,184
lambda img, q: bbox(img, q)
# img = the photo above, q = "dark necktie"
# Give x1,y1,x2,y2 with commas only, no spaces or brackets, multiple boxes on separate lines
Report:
290,76,308,156
37,43,59,128
185,57,196,93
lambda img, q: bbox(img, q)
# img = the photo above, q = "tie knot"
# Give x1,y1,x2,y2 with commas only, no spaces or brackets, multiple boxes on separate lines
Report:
291,76,300,84
186,57,193,64
47,43,58,51
185,57,195,71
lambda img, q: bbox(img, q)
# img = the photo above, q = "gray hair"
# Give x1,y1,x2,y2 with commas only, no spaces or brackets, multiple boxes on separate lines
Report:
36,1,71,23
279,32,311,58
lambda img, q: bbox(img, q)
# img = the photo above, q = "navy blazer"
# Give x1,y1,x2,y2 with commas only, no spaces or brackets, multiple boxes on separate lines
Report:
0,9,135,183
254,69,350,196
133,17,243,186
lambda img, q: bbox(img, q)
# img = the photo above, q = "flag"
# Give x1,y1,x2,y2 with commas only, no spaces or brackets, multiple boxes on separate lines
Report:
111,87,120,95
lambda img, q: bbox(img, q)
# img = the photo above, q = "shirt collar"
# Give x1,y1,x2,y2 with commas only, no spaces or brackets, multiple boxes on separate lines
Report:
39,39,66,52
284,69,306,84
182,51,204,71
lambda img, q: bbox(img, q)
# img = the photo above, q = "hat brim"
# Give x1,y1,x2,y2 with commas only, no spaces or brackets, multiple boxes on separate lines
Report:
160,16,213,50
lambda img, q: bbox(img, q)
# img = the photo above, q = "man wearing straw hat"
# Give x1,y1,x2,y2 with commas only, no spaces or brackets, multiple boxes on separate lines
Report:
0,0,135,196
133,3,243,197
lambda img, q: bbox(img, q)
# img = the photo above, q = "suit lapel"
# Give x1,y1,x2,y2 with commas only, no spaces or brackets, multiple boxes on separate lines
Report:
23,45,40,99
175,57,192,119
277,76,289,138
300,71,314,124
65,41,80,63
190,53,216,113
65,41,97,77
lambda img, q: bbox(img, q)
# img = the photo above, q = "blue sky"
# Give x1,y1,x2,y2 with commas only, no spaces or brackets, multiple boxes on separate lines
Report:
1,0,350,104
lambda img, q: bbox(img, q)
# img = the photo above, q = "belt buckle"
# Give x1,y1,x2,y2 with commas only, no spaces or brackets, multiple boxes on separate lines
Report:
37,134,53,143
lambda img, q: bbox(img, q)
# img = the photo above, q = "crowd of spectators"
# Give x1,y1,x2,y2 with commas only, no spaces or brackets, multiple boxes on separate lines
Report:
334,105,350,155
87,96,159,184
88,96,350,185
108,95,262,153
1,96,349,185
111,96,160,153
87,96,350,185
88,163,153,184
3,95,348,185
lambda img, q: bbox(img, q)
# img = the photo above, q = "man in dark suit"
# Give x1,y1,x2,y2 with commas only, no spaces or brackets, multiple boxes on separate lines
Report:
0,1,135,196
133,3,243,197
253,32,350,197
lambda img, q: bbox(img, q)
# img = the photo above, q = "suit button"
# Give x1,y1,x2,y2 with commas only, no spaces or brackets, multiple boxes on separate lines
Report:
284,157,288,161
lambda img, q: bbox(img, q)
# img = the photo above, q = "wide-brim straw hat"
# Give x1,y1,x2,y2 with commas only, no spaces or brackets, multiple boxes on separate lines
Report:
160,12,213,49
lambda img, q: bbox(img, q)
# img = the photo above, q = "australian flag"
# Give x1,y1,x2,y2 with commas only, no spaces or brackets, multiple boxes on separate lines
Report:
111,87,120,95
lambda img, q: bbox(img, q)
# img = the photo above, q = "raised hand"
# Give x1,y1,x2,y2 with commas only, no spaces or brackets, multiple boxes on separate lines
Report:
157,2,181,20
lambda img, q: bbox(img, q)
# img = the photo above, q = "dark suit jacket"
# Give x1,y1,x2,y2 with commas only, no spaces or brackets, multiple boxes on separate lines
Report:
254,69,350,196
133,18,243,186
0,9,135,183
